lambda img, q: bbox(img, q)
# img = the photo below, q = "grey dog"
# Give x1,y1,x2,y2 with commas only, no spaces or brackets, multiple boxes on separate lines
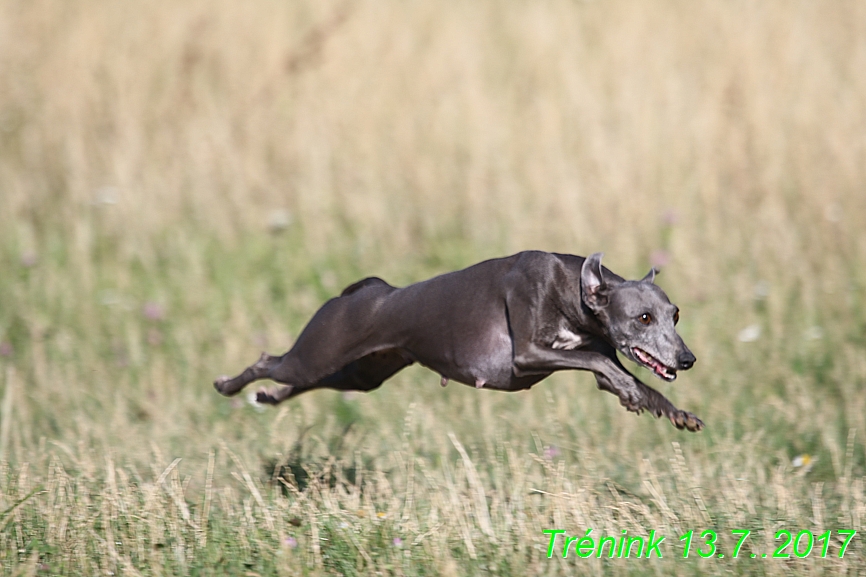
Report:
214,251,703,431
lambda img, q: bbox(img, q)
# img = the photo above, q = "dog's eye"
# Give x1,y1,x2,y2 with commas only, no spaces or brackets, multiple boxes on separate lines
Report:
673,310,680,325
639,313,652,325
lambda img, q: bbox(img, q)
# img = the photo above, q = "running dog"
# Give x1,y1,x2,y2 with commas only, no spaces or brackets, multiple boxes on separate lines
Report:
214,251,702,431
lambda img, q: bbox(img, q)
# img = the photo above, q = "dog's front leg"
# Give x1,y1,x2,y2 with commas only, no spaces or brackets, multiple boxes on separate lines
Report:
513,343,703,432
503,278,702,431
587,341,703,431
593,372,703,431
512,342,643,404
504,283,648,413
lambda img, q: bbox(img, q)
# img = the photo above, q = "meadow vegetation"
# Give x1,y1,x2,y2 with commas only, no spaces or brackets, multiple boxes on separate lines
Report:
1,0,866,574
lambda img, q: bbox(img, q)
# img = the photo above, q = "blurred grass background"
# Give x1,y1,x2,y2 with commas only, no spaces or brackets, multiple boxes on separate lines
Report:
1,0,866,574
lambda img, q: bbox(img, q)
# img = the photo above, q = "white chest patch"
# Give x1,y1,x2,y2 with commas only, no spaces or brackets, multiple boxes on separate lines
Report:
551,328,588,350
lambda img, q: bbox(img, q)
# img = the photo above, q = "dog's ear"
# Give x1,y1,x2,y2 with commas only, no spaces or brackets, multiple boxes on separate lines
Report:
581,252,609,310
641,267,658,284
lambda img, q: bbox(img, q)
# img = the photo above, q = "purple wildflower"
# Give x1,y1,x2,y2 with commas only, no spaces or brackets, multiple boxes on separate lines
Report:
544,446,561,460
20,252,38,268
142,302,165,321
661,209,679,226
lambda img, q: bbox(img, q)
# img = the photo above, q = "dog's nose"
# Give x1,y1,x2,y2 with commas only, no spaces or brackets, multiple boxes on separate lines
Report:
677,351,696,370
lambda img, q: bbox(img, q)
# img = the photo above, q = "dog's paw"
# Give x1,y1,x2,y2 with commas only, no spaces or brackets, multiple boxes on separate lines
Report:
617,388,645,414
255,387,277,405
214,375,233,396
668,410,704,432
256,386,293,405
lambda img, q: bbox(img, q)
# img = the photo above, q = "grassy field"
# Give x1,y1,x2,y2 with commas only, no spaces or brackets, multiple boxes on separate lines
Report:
1,0,866,574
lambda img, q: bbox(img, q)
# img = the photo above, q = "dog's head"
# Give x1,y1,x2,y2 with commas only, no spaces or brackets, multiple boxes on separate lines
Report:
580,252,695,381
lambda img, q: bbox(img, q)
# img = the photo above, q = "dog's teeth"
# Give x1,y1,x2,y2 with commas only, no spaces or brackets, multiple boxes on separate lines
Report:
633,348,678,381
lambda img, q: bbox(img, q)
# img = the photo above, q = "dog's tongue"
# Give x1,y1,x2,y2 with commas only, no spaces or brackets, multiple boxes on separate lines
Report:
634,348,676,380
652,360,676,380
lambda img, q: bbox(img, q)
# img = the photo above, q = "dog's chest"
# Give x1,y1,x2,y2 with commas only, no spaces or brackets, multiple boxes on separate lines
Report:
551,327,589,350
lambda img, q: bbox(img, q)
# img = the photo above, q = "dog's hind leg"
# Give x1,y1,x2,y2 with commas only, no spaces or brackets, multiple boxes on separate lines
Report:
255,383,297,405
214,352,281,396
215,276,398,402
255,348,413,405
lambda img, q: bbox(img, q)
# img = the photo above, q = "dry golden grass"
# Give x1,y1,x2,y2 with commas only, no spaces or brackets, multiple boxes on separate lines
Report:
1,0,866,574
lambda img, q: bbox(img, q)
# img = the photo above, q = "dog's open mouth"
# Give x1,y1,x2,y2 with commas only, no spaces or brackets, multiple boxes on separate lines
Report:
632,348,677,381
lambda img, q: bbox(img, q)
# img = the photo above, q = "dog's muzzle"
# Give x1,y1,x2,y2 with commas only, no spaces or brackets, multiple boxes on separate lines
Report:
632,347,678,381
